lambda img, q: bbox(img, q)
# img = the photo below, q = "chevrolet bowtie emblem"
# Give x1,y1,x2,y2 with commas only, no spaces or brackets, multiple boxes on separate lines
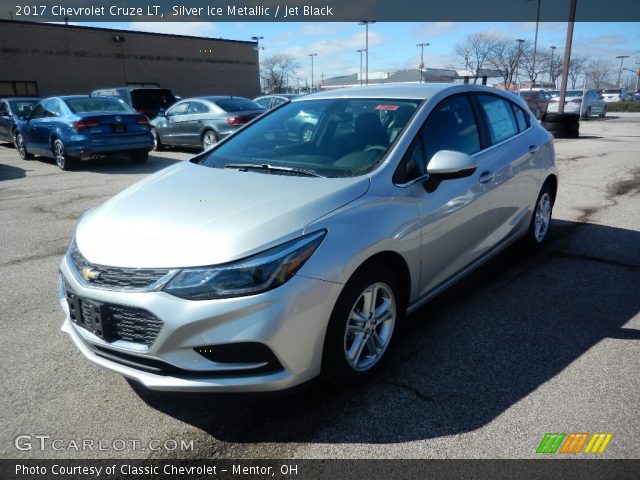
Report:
81,267,101,281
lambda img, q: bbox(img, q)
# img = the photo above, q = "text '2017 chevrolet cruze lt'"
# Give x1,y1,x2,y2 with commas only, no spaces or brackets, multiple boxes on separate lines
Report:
59,84,557,392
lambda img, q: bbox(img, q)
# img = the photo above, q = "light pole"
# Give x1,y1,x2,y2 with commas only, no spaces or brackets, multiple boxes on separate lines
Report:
549,45,557,88
251,36,264,92
416,42,429,83
526,0,541,90
356,49,365,86
616,55,630,87
308,53,317,92
359,21,376,85
515,39,525,88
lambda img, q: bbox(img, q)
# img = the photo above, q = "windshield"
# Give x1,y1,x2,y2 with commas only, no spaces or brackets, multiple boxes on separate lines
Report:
214,98,265,112
603,89,621,94
199,98,422,178
65,97,133,113
8,99,39,117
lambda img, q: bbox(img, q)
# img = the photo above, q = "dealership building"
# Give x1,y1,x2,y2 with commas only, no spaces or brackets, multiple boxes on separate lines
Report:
0,20,260,98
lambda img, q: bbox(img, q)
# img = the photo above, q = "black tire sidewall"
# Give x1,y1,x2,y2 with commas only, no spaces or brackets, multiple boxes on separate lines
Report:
321,262,405,387
525,184,554,247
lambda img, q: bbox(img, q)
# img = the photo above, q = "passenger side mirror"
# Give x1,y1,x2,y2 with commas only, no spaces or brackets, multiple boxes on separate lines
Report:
426,150,478,179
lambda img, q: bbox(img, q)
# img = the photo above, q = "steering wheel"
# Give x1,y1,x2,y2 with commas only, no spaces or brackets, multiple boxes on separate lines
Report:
363,145,387,154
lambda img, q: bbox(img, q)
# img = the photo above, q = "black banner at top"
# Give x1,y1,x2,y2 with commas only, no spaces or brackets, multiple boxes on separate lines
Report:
1,0,640,22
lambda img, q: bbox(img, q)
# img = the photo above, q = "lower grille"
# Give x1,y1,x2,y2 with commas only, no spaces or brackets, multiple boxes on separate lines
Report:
65,287,163,347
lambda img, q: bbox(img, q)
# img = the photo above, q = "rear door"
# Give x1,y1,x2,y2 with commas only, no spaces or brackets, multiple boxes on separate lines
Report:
181,100,212,146
28,99,60,155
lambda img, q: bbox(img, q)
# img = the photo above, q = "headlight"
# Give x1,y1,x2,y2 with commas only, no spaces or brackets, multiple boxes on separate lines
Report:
163,230,326,300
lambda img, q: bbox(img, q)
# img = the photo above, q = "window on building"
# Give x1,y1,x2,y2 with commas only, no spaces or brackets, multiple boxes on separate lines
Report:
0,81,39,97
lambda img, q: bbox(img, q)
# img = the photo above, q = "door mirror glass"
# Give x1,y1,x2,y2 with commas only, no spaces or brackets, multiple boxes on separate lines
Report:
426,150,478,179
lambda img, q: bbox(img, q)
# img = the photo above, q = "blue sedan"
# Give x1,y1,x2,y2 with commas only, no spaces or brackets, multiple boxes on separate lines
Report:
15,96,154,170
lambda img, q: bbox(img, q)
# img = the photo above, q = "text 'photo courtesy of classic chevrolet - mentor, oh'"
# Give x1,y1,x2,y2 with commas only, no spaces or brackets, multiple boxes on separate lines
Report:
58,84,558,392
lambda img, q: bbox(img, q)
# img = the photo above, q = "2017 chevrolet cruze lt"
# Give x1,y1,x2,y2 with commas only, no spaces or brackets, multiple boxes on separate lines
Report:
59,84,557,392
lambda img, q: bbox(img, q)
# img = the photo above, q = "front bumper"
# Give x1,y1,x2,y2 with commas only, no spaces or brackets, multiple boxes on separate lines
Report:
59,255,341,392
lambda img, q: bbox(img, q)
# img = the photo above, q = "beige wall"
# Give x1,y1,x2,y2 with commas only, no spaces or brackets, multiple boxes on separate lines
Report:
0,21,260,98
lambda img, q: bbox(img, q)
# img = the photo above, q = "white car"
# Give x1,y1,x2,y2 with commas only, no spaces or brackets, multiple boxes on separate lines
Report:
547,89,607,119
601,88,630,102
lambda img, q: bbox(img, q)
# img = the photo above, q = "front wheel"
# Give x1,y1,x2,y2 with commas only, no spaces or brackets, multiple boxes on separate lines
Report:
16,133,34,160
599,105,607,118
53,139,74,170
582,106,592,120
322,262,404,387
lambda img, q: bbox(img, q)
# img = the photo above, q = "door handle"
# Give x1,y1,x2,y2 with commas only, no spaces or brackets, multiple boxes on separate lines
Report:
479,170,494,184
528,145,540,154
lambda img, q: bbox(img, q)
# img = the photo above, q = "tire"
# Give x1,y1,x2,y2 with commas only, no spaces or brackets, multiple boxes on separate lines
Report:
322,262,405,387
599,105,607,118
11,128,18,149
543,112,579,123
300,124,314,142
581,107,592,121
151,128,163,151
201,130,218,151
16,133,33,159
53,139,75,170
524,184,554,248
131,151,149,163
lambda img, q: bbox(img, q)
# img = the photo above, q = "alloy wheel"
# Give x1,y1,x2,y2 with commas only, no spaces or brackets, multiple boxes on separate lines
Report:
534,192,552,242
202,131,217,150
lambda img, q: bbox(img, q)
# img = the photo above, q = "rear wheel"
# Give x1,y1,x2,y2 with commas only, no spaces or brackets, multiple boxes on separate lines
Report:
599,105,607,118
524,184,554,248
53,139,74,170
16,133,33,159
202,130,218,151
581,106,592,120
151,128,163,151
131,151,149,163
322,262,404,387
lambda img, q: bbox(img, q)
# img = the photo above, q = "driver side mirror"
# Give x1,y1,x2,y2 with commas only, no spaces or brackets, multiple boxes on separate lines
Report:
159,108,167,117
426,150,478,179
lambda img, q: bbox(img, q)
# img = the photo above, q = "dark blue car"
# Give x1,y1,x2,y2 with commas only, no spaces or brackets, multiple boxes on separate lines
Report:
0,97,41,147
15,96,154,170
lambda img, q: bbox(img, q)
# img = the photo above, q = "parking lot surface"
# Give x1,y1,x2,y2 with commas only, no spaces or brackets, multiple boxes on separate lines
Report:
1,115,639,459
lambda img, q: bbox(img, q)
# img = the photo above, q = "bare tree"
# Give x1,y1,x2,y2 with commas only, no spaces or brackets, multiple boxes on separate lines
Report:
261,53,301,93
541,49,563,88
568,55,589,89
488,38,530,90
585,59,613,89
453,32,499,84
521,47,549,86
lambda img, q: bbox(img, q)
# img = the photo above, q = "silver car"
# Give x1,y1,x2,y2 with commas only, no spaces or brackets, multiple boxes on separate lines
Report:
547,89,607,119
59,84,557,392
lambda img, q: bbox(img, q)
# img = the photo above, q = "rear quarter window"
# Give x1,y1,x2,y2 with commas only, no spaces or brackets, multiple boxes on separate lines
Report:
476,94,519,144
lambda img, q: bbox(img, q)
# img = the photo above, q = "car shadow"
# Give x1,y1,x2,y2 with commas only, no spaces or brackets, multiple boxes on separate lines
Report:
0,163,28,181
26,153,183,175
129,219,640,445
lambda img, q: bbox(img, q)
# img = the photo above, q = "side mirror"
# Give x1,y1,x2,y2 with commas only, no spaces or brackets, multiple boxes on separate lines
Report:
426,150,478,179
159,108,167,117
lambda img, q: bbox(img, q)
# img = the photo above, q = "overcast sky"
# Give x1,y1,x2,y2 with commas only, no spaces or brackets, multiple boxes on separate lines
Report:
87,21,640,85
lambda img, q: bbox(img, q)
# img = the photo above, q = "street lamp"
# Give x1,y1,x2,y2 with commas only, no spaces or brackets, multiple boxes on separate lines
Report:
251,36,264,92
515,39,525,87
416,42,429,83
616,55,630,87
549,45,557,88
356,49,365,86
526,0,541,90
308,53,317,92
359,21,376,85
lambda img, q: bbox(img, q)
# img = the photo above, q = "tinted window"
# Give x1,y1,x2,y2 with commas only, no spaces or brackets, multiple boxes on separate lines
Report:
214,98,264,112
8,99,39,117
511,104,529,132
476,94,519,144
271,97,287,107
255,98,271,108
29,102,45,119
188,102,210,114
0,101,7,115
65,97,132,113
394,136,427,184
43,99,61,117
167,102,189,116
130,89,176,110
423,95,481,162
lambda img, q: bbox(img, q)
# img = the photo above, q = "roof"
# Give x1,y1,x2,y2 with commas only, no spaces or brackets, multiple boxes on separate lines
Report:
296,83,503,101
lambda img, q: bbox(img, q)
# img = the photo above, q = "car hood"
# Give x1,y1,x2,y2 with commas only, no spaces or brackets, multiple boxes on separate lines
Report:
75,161,369,268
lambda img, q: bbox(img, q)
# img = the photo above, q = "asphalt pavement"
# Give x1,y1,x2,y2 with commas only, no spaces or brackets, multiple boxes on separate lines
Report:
1,114,638,460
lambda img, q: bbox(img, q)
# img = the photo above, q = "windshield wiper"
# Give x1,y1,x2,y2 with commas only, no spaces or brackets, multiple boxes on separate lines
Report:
224,163,323,178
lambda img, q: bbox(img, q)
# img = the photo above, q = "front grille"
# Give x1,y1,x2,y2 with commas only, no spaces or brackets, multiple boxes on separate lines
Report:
65,287,163,347
69,241,171,290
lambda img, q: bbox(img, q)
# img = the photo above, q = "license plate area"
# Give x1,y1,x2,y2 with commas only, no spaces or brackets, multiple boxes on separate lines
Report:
113,123,126,133
66,291,110,341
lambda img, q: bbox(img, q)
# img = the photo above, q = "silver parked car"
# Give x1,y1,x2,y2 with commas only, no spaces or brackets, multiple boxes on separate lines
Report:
59,84,557,392
150,96,265,151
547,89,607,119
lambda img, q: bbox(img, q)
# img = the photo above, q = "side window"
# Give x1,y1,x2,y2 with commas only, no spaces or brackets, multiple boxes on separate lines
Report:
0,102,8,115
29,102,46,119
511,103,530,133
167,102,189,116
255,98,271,109
271,97,286,107
393,136,426,184
422,95,481,163
476,94,519,145
43,99,61,117
188,102,210,114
